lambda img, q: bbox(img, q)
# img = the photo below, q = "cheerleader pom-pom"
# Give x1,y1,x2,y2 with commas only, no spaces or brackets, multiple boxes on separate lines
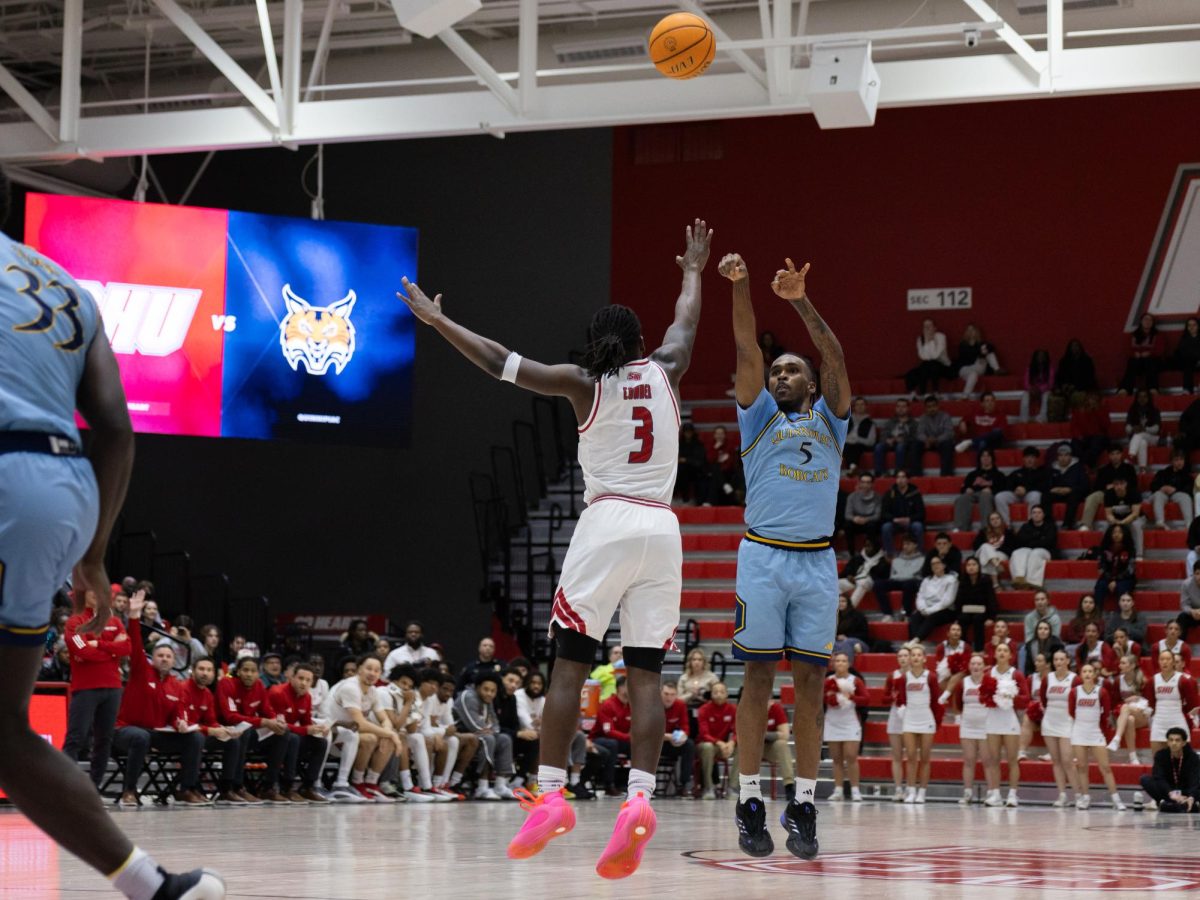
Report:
1026,701,1045,725
950,653,970,674
837,694,854,710
936,659,950,682
895,705,906,722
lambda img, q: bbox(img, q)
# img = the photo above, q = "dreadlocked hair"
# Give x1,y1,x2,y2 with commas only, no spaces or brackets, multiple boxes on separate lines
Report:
584,305,642,380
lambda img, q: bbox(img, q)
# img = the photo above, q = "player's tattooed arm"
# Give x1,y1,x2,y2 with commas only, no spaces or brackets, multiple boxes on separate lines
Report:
772,259,851,418
719,253,764,409
653,218,713,385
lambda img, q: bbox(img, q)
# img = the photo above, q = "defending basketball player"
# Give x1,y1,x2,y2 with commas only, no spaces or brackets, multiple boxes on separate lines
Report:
0,171,224,898
398,218,712,879
716,253,850,859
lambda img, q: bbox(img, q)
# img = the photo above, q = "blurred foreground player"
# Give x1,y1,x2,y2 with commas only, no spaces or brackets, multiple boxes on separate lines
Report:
0,170,224,900
399,219,712,878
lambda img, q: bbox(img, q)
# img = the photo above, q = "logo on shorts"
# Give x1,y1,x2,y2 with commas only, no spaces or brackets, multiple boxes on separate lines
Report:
824,642,834,651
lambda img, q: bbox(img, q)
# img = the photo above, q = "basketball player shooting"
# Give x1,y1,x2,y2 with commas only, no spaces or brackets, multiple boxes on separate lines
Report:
398,218,712,879
717,253,850,860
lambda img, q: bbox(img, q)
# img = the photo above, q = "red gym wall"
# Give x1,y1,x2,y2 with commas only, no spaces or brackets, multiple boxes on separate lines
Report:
611,89,1200,393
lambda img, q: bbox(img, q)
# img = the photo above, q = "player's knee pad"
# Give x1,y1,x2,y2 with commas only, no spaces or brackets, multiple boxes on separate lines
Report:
553,622,599,665
622,646,666,674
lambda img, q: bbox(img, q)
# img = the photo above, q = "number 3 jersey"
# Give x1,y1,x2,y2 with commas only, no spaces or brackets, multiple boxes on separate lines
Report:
738,388,849,542
577,359,680,508
0,234,99,440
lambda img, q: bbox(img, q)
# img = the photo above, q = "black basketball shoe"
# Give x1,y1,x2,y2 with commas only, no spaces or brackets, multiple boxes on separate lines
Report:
734,797,775,857
780,800,819,860
150,867,226,900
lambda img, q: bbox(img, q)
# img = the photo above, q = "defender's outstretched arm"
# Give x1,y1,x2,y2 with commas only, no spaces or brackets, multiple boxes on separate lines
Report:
772,259,851,418
718,253,764,409
651,218,713,387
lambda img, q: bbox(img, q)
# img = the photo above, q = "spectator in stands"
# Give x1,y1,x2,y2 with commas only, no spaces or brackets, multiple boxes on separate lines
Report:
954,450,1005,534
228,633,246,661
917,395,957,476
1023,590,1063,640
199,625,227,669
678,649,718,708
259,653,286,688
838,537,888,611
924,531,963,576
1139,726,1200,812
1020,349,1055,423
215,656,292,803
1074,622,1119,677
384,621,442,672
111,592,130,627
980,642,1029,807
324,655,404,802
880,470,926,559
1055,338,1099,395
1175,317,1200,394
39,640,71,681
843,472,882,552
588,644,624,700
1048,443,1090,529
984,619,1020,668
1104,592,1147,646
885,645,912,800
139,598,166,633
899,644,942,804
1179,561,1200,643
340,619,377,658
153,615,204,676
267,663,333,803
1119,313,1165,394
372,638,393,667
1154,619,1193,666
1103,474,1148,556
1177,395,1200,457
953,653,991,805
708,426,745,504
905,318,953,396
956,556,997,651
956,392,1007,455
995,448,1050,527
1081,445,1139,531
660,682,695,798
1065,593,1103,651
1106,653,1150,766
843,397,877,476
879,532,925,620
590,676,633,797
824,651,869,803
1022,620,1064,677
111,592,208,808
676,423,711,505
973,510,1014,587
1110,626,1142,661
1151,449,1193,528
456,636,505,691
43,608,70,657
1009,504,1057,590
834,595,869,663
1095,524,1139,611
873,398,921,476
1125,389,1162,473
758,330,786,367
1070,392,1110,468
178,657,252,805
61,589,130,789
955,324,1003,399
909,556,959,641
1069,662,1126,810
336,657,358,683
696,681,736,800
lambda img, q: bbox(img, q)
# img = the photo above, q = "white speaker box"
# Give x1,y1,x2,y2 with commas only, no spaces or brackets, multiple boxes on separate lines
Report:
391,0,481,39
807,41,880,129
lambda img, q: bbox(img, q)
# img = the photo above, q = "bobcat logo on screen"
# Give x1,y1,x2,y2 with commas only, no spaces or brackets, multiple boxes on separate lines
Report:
279,284,357,376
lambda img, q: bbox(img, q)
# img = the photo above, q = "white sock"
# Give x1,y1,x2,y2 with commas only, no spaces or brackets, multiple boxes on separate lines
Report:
110,848,165,900
399,770,414,790
627,768,656,802
441,736,459,781
795,778,816,804
409,735,433,789
569,770,581,787
350,769,366,784
365,770,380,785
739,774,763,801
539,765,567,793
449,771,463,786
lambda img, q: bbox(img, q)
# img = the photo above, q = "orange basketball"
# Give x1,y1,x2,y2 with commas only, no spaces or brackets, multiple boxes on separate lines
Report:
648,12,715,80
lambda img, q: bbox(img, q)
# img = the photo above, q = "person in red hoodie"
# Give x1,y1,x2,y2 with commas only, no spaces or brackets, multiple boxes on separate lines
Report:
178,657,253,806
111,592,207,808
589,675,632,797
61,588,131,789
267,663,332,803
215,656,290,803
697,681,737,800
660,681,695,797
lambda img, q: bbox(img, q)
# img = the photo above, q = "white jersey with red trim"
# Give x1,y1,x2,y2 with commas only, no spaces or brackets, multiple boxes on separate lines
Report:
1041,670,1075,739
577,359,680,508
1070,684,1107,746
959,675,988,738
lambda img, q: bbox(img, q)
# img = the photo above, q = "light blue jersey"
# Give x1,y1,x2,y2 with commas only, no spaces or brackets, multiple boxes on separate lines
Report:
738,389,849,544
0,234,99,440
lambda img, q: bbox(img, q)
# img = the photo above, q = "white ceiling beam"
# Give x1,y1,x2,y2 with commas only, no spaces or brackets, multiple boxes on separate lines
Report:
0,63,58,142
282,0,303,135
151,0,280,129
517,0,538,114
58,0,82,144
255,0,286,128
304,0,338,101
1,39,1197,162
1047,0,1064,89
770,0,792,103
437,28,519,116
677,0,767,92
961,0,1042,82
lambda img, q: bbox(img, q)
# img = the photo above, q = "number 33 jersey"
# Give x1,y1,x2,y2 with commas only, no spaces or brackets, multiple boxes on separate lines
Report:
0,234,99,440
577,359,680,508
738,389,849,542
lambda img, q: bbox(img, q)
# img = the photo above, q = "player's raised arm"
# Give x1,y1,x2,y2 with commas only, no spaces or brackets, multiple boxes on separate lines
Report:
398,277,595,423
772,259,851,418
719,253,764,409
651,218,713,386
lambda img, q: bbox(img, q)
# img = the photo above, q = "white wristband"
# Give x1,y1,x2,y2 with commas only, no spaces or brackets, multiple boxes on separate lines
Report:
501,352,523,383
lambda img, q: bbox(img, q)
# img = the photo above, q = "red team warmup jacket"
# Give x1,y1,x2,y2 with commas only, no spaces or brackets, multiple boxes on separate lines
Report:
268,683,314,735
64,610,130,692
216,677,275,727
663,699,689,736
893,670,946,727
592,695,632,742
823,675,870,711
979,669,1031,713
115,618,184,729
179,680,220,734
697,701,737,743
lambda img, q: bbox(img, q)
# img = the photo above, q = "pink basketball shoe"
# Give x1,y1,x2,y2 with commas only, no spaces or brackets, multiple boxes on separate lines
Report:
595,792,657,880
506,788,576,860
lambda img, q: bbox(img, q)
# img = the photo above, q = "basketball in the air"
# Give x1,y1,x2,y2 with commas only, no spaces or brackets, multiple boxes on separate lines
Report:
648,12,715,80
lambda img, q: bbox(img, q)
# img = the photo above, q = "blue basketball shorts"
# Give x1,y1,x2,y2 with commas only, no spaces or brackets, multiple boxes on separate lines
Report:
0,453,98,646
732,536,838,666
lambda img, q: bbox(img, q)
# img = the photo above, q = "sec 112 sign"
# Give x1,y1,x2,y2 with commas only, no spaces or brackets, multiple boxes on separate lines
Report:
907,287,972,310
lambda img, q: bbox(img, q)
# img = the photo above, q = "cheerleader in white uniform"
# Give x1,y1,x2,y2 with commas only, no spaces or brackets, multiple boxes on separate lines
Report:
952,653,992,805
899,645,943,804
1146,649,1200,754
936,622,971,708
1069,663,1125,810
884,645,912,801
1153,620,1194,667
1040,648,1081,807
1018,649,1051,762
1106,653,1151,765
980,642,1029,807
823,651,869,802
